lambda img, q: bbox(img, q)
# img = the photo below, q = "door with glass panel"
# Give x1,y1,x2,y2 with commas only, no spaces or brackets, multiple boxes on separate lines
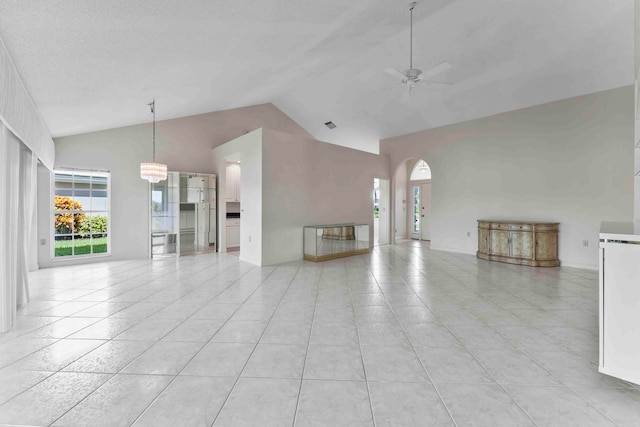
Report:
411,185,420,239
411,183,431,241
373,178,390,246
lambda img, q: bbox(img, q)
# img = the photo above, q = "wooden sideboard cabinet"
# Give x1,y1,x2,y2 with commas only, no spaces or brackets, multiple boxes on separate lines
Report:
477,220,560,267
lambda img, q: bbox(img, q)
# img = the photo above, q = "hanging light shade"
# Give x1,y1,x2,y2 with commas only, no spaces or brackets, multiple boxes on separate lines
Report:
140,162,167,183
140,99,167,183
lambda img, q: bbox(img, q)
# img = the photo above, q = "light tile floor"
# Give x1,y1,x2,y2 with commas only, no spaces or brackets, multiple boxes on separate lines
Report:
1,241,639,426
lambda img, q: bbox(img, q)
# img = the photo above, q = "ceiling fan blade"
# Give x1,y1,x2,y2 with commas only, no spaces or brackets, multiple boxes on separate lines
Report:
415,80,453,87
419,61,453,80
384,68,407,80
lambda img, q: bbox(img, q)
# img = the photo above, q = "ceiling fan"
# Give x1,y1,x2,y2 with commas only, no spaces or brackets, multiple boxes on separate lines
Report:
385,2,452,95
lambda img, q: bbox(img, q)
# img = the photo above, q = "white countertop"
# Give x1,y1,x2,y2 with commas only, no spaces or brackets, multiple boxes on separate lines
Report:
600,221,640,242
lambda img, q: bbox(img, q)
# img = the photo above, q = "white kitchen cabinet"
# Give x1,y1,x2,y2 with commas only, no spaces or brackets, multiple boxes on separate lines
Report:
225,163,241,202
599,222,640,386
226,218,240,249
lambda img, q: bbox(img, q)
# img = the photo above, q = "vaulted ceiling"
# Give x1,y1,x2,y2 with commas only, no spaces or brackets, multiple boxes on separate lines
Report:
0,0,633,153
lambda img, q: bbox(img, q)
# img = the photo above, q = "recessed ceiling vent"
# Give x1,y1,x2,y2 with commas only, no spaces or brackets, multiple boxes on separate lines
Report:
324,121,337,129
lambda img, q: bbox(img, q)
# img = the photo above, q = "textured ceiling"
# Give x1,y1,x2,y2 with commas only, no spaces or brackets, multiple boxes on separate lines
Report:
0,0,633,153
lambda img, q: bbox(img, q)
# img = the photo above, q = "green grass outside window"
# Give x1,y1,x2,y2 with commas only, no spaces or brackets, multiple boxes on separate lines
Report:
55,237,108,256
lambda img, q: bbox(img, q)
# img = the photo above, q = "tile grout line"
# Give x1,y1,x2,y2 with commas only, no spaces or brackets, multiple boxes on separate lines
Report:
6,245,631,426
290,264,321,427
207,262,304,427
128,262,280,427
348,256,380,427
376,247,541,426
46,257,260,427
468,284,624,425
0,263,182,414
388,251,592,426
364,246,458,427
378,245,593,425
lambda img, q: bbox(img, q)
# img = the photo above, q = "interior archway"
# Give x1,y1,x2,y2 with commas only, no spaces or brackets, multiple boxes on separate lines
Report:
392,158,432,244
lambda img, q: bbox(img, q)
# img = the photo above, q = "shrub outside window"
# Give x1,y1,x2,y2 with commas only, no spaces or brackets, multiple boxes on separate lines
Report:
53,170,110,258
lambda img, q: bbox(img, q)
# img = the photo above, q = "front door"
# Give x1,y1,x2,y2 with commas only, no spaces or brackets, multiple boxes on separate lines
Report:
411,185,420,239
420,182,431,241
374,178,390,245
411,183,431,240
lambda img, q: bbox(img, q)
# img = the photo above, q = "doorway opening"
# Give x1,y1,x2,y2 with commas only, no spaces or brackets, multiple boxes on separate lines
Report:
224,159,241,253
373,178,390,246
410,160,432,241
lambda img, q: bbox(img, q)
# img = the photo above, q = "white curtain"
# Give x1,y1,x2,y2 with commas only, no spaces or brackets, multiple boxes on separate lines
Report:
0,123,37,332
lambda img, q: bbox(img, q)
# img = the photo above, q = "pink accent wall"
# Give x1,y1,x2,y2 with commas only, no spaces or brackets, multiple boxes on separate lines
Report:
154,103,313,173
261,128,390,265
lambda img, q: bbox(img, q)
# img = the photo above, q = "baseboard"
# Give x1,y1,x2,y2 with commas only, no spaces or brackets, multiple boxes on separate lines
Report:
430,245,598,271
558,260,598,271
429,245,477,256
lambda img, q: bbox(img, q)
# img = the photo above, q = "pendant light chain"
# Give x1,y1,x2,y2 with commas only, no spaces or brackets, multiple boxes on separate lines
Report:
409,2,414,70
140,98,167,183
149,99,156,162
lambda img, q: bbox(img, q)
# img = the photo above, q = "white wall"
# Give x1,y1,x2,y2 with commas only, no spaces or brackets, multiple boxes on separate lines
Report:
211,130,263,266
381,86,634,269
36,166,52,266
40,104,309,267
261,128,390,265
635,0,640,221
393,160,407,239
40,125,151,267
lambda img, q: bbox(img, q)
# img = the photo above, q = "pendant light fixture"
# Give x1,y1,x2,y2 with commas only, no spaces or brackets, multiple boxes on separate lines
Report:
140,99,167,183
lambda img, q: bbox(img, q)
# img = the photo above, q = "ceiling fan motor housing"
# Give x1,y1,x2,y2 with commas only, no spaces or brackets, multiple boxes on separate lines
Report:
405,68,422,80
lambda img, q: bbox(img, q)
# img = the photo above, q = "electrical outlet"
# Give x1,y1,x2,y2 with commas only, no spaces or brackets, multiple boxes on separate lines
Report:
582,240,589,247
40,239,46,245
466,231,471,237
248,236,251,243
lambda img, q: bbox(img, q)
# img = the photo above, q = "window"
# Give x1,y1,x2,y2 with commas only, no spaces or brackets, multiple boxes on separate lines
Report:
410,160,431,181
53,170,110,258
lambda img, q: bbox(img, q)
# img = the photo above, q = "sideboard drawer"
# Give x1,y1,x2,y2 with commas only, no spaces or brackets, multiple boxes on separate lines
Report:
533,223,559,232
509,224,532,231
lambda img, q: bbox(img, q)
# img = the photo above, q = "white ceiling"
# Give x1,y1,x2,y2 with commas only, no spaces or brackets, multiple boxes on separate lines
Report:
0,0,633,153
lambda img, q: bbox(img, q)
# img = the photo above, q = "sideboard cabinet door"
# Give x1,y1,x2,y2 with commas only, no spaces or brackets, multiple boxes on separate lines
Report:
510,231,533,259
478,228,489,254
490,230,510,257
536,232,558,261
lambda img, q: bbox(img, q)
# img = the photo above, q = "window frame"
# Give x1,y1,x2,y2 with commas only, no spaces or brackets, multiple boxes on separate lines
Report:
410,160,432,181
50,168,111,260
412,185,420,234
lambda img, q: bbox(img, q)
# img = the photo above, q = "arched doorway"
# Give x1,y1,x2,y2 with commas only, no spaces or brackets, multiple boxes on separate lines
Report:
409,160,432,241
392,158,432,243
